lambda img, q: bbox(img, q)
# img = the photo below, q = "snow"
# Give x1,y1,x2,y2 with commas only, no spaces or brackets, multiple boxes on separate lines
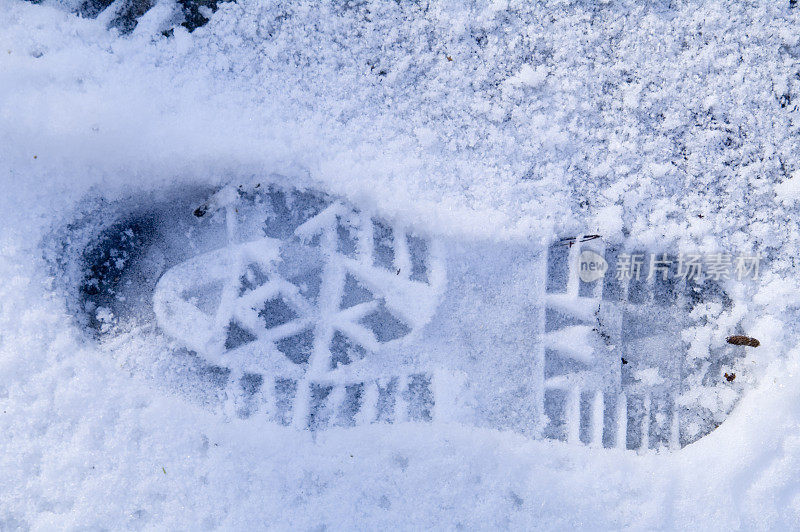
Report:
3,0,800,528
505,64,548,88
775,170,800,205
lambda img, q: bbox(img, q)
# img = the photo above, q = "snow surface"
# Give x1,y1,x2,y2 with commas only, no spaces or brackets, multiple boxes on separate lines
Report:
3,0,800,528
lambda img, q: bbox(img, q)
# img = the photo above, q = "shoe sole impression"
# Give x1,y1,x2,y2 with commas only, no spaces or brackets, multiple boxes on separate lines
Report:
47,179,753,451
